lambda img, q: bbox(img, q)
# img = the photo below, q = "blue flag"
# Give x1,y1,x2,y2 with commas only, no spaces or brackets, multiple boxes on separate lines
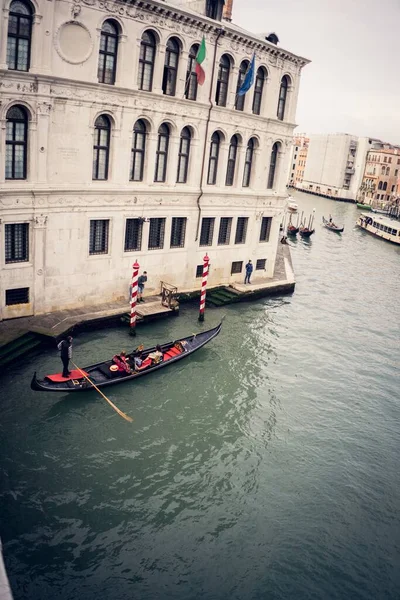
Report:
238,54,255,96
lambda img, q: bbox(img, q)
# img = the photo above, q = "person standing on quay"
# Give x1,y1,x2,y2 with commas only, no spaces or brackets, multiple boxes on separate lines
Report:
138,271,147,303
58,336,73,378
244,260,253,284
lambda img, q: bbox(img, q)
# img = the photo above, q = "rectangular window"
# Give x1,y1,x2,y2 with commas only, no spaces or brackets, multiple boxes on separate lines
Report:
200,217,215,246
292,163,296,170
148,217,165,250
124,218,143,252
235,217,248,244
231,261,243,274
5,223,29,263
218,217,232,245
196,264,203,278
6,287,29,305
260,217,272,242
391,185,395,192
89,219,109,255
256,258,266,270
170,217,187,248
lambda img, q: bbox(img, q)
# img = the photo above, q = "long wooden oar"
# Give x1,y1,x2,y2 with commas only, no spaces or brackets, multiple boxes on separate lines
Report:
72,362,133,423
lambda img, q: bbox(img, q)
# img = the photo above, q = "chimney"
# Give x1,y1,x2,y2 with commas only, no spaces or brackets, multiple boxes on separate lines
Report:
223,0,233,21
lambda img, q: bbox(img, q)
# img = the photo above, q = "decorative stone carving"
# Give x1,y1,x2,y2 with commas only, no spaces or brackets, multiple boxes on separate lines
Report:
37,102,52,115
0,80,38,93
55,21,94,65
34,215,48,227
71,4,81,18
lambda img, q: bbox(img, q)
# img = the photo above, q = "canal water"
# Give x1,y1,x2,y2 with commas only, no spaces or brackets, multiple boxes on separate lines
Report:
1,192,399,600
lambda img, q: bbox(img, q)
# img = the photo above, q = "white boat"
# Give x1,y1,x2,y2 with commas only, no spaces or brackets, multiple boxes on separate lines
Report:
287,197,298,213
356,213,400,245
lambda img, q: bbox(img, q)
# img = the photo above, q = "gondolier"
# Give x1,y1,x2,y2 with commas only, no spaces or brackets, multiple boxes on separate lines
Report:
57,336,73,378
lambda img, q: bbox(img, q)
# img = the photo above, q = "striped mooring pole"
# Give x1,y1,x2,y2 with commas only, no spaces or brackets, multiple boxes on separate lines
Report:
129,260,140,336
198,253,210,322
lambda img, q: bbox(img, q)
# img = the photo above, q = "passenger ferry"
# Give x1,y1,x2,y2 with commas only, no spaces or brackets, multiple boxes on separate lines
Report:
357,213,400,245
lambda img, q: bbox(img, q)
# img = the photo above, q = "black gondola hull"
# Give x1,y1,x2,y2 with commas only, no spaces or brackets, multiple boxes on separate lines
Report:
31,323,222,393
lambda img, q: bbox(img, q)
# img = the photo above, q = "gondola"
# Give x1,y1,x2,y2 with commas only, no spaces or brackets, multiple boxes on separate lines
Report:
31,323,222,393
322,216,344,233
299,227,314,238
287,224,299,235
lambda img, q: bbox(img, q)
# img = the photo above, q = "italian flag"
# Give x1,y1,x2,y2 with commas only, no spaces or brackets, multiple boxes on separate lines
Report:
195,37,206,85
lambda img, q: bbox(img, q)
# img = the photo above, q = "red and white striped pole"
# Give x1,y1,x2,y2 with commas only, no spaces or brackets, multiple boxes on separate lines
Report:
198,253,209,322
130,260,140,336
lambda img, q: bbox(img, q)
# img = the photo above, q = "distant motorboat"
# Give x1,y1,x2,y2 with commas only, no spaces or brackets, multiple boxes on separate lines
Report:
287,196,298,213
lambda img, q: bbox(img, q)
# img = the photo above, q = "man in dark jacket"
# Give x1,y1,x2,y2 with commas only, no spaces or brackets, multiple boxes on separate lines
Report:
58,336,73,377
138,271,147,302
244,260,253,284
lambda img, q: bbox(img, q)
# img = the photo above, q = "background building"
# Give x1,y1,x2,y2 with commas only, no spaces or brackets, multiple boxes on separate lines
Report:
289,134,308,187
296,133,376,201
357,143,400,207
0,0,308,320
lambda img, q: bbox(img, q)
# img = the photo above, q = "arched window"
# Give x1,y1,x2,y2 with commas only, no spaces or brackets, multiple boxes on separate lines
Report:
252,68,265,115
93,115,111,180
243,138,255,187
177,127,191,184
154,124,169,182
98,20,119,85
7,0,33,72
378,181,383,190
267,142,279,189
235,61,249,111
277,76,289,121
185,44,199,101
225,135,238,186
6,105,28,179
138,31,156,92
207,132,221,185
383,181,387,191
386,167,390,175
381,166,385,175
215,55,230,107
162,38,179,96
130,119,147,182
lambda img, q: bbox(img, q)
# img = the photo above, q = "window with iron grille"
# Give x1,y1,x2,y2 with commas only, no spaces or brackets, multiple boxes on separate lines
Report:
148,218,165,250
89,219,109,254
138,30,156,91
235,61,248,111
231,261,243,274
170,217,187,248
256,258,266,270
162,37,179,96
260,217,272,242
196,264,203,278
215,55,230,107
7,0,33,72
252,67,265,115
97,19,118,84
6,287,29,305
130,119,146,181
207,132,220,185
218,217,232,245
5,223,29,263
205,0,223,19
176,127,191,183
154,124,169,182
225,135,238,186
200,217,215,246
124,218,142,252
92,115,111,180
6,105,28,180
235,217,248,244
267,143,279,189
185,44,199,101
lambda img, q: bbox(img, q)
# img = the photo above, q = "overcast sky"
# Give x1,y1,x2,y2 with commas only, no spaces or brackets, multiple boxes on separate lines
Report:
234,0,399,144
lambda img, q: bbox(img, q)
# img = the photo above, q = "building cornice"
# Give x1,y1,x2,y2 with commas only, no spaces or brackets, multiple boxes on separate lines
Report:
76,0,309,68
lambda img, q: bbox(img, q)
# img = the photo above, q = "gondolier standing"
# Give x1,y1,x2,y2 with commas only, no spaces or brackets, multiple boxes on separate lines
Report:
58,336,73,377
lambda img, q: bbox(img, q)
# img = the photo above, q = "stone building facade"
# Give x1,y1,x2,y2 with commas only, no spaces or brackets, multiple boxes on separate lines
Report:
357,143,400,208
289,134,308,187
0,0,308,320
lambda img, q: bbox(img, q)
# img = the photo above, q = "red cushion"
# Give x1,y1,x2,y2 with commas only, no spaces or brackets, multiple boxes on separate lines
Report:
45,369,89,382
